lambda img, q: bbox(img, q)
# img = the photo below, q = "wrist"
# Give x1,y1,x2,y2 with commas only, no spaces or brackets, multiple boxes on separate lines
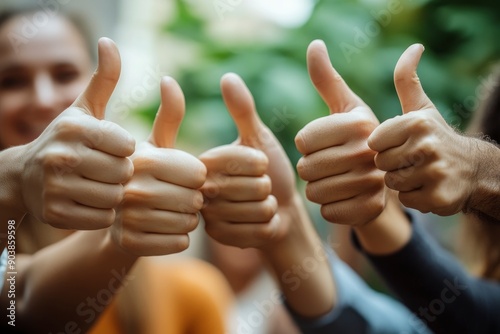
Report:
463,138,500,221
354,193,411,255
261,193,316,257
0,145,28,216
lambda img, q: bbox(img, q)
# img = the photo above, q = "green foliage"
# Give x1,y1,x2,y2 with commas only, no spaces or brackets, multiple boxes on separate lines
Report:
138,0,500,162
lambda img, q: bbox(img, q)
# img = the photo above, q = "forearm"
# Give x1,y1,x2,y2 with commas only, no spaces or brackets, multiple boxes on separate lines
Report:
465,137,500,223
262,194,335,318
0,146,27,250
4,229,137,333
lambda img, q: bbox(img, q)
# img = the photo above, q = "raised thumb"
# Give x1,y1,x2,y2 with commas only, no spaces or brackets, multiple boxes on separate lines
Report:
307,39,365,114
149,76,185,148
394,44,434,114
221,73,264,146
72,37,121,120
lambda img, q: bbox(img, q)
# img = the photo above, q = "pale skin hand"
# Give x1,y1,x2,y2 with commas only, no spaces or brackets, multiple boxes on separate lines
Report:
200,72,334,318
368,44,499,220
296,40,412,256
110,77,206,257
295,40,387,227
0,41,205,333
0,38,135,249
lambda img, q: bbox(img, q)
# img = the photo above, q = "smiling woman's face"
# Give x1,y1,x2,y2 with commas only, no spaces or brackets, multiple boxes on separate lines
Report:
0,13,93,148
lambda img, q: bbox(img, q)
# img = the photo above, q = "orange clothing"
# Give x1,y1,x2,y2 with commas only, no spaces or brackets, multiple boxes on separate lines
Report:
88,258,234,334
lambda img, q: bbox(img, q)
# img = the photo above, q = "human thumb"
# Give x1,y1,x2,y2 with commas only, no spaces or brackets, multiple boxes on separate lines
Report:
394,44,434,114
148,76,185,148
72,37,121,120
221,73,265,147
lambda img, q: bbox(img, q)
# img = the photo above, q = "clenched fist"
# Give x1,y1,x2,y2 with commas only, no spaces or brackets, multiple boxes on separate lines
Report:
201,73,296,249
295,40,386,226
368,44,478,216
20,38,135,230
111,77,206,256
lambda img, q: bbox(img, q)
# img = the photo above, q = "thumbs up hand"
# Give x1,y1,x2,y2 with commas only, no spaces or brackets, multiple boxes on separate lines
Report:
368,44,476,216
295,40,387,226
110,77,206,256
200,73,297,249
20,38,135,230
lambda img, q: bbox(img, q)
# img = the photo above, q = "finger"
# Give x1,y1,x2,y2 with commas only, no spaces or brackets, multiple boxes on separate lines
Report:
394,44,434,114
202,175,271,202
385,168,424,192
305,169,384,205
77,150,133,184
307,39,365,113
135,149,207,189
320,193,384,226
368,115,409,153
295,109,372,155
204,215,282,248
149,77,185,148
297,139,374,182
73,38,121,119
64,178,124,209
221,73,265,145
45,200,116,230
125,180,204,213
199,145,268,176
123,208,199,234
374,136,436,172
202,196,278,223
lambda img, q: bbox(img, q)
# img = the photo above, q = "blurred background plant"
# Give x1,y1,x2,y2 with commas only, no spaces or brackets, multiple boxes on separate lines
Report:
137,0,500,162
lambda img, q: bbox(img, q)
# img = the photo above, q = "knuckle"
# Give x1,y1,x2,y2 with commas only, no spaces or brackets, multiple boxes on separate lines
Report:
192,191,205,211
54,117,83,136
255,175,272,199
416,137,437,158
192,162,208,188
352,116,377,138
201,181,220,200
183,214,199,232
172,235,190,252
109,185,125,206
410,114,435,134
296,157,310,181
305,182,326,204
41,149,81,170
118,158,135,183
320,204,337,223
261,197,277,220
428,161,448,180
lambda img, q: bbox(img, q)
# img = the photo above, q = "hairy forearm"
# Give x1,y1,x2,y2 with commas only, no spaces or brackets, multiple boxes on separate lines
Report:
0,146,27,250
465,138,500,223
2,229,137,333
262,194,335,319
353,194,412,256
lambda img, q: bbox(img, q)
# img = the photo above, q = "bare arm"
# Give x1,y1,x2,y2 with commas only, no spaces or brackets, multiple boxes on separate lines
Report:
0,229,137,333
200,73,334,319
0,146,26,250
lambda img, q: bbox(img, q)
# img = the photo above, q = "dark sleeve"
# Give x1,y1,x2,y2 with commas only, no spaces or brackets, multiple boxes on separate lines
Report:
355,219,500,334
285,248,431,334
